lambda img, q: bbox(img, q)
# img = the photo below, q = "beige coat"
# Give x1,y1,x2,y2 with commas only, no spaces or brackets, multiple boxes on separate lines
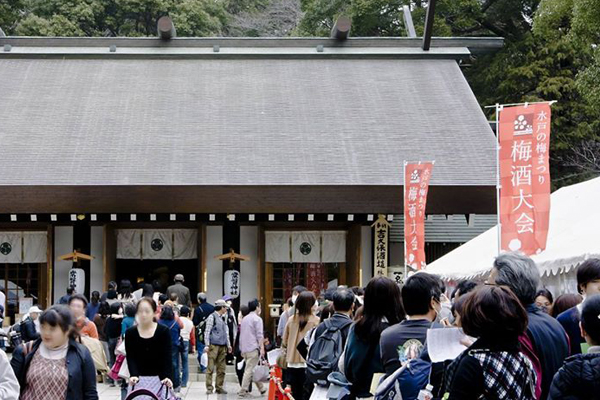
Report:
281,314,319,364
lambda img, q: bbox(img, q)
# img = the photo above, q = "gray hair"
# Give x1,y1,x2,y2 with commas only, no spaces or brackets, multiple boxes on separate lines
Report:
493,252,540,306
197,292,207,303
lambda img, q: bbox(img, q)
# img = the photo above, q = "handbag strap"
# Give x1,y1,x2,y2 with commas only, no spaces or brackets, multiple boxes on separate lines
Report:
125,388,160,400
127,382,172,400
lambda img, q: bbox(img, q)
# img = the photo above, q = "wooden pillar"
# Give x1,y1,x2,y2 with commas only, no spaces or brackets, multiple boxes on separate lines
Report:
103,225,116,290
346,225,362,287
43,224,53,308
199,224,206,295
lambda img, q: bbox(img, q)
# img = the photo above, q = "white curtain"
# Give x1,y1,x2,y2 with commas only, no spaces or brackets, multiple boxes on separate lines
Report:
23,232,47,263
292,231,321,263
265,231,291,263
0,232,22,263
322,231,346,263
142,229,173,260
173,229,198,259
116,229,142,259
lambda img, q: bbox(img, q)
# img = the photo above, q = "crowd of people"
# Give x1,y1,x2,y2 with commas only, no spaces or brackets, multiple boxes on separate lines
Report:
269,253,600,400
0,254,599,400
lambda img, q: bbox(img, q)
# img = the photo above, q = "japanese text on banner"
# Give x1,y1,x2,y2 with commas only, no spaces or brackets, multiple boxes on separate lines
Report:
404,162,434,270
499,104,551,255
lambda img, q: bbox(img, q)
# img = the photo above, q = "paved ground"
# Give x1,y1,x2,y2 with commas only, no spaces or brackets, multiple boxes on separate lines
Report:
98,381,269,400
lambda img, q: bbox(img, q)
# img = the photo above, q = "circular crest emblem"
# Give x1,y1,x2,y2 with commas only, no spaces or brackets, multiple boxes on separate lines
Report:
0,242,11,256
299,242,312,255
151,238,164,251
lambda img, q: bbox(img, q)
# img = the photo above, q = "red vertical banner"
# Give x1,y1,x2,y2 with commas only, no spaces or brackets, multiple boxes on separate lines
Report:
499,104,551,255
305,263,324,297
404,162,434,270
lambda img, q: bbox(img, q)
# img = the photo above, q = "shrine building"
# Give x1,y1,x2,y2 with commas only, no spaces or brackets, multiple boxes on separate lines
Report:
0,30,501,329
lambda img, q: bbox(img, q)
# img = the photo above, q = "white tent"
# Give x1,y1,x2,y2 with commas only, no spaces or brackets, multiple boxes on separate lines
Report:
426,177,600,293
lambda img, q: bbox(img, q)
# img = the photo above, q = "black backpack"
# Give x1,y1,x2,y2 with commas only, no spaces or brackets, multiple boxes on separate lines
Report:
306,318,352,385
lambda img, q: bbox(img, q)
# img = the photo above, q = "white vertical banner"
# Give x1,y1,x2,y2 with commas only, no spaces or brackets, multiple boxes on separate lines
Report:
0,232,22,263
173,229,198,259
292,231,321,263
142,229,173,260
68,268,85,294
23,232,47,263
322,231,347,263
224,270,240,299
116,229,142,259
265,231,291,263
373,215,390,277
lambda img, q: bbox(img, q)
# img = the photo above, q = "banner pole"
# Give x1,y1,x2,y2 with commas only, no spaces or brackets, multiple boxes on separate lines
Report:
484,100,557,109
495,104,502,255
403,161,408,281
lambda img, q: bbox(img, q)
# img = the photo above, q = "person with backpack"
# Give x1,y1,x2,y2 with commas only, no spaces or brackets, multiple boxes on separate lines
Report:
193,292,214,373
10,305,99,400
204,299,232,394
238,299,267,398
21,306,42,343
306,288,355,393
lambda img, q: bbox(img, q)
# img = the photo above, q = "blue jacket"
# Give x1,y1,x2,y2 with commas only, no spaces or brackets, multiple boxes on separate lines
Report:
526,304,569,400
158,318,181,349
10,338,98,400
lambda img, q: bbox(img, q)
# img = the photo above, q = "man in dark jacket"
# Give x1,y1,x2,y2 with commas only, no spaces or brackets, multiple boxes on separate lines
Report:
488,252,569,400
557,258,600,356
306,288,355,390
312,288,354,346
549,294,600,400
167,274,191,307
193,292,215,372
20,306,42,343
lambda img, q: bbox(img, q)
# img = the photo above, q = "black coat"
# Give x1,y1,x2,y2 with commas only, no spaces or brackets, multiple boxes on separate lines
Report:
10,338,99,400
20,318,40,342
548,352,600,400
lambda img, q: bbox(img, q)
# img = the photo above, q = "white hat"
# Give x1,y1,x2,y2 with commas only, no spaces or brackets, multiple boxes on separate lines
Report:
214,299,229,308
29,306,43,314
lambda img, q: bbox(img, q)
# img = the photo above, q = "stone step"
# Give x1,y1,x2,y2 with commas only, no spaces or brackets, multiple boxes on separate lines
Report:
188,373,240,383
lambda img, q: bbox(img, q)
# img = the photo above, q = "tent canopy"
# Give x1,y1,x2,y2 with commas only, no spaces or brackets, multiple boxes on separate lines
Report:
426,177,600,280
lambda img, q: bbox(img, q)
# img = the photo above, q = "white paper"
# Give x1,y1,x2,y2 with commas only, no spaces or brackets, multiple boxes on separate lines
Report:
267,348,282,366
426,327,472,363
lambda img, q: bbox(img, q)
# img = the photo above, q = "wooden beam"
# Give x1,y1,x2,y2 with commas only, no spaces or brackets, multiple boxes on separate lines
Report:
422,0,437,51
157,16,176,40
330,16,351,40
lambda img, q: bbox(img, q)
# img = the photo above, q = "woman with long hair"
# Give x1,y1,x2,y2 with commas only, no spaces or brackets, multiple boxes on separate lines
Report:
343,276,404,399
125,298,173,390
118,280,135,304
10,305,98,400
282,291,319,400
